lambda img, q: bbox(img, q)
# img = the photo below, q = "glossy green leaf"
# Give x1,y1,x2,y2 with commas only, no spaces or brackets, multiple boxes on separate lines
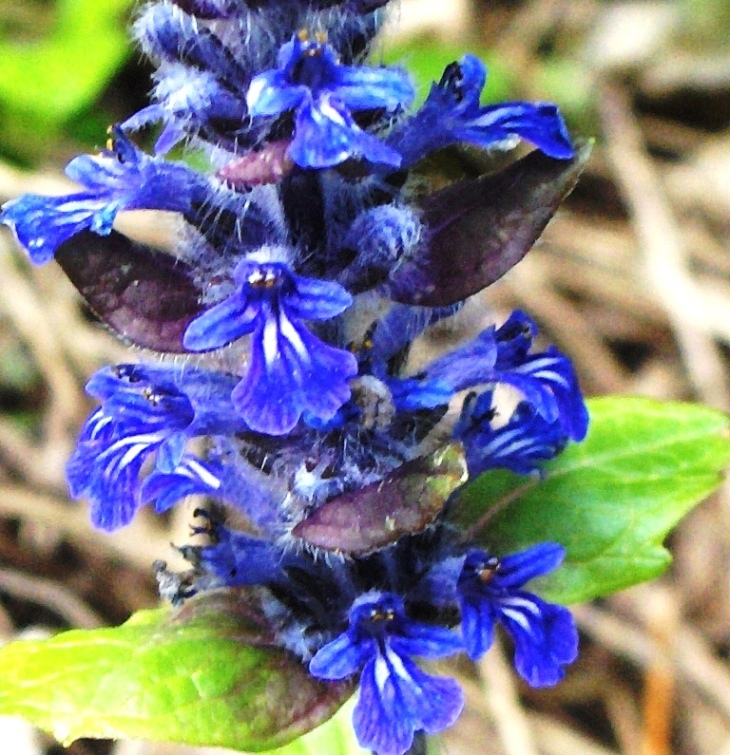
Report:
455,397,730,603
0,590,352,751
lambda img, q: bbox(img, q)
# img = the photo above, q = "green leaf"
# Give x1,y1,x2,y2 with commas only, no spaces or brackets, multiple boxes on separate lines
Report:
0,0,134,159
260,697,367,755
455,397,730,603
0,0,132,120
0,590,353,751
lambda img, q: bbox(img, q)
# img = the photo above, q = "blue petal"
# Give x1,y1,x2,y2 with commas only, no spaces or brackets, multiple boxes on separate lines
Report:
496,543,566,589
425,327,498,391
285,273,353,320
354,656,416,755
498,594,578,687
183,294,259,351
391,623,463,660
354,651,464,755
67,434,152,531
309,632,375,681
389,377,453,413
155,432,189,473
494,310,538,366
140,456,222,513
510,348,589,439
459,594,497,660
289,97,401,169
120,104,165,133
232,316,357,435
452,101,575,159
246,69,305,117
1,193,116,264
332,65,414,112
498,370,562,422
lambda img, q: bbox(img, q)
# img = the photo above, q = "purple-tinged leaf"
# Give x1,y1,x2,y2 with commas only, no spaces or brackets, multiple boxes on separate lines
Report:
55,230,203,352
388,141,592,307
293,444,468,556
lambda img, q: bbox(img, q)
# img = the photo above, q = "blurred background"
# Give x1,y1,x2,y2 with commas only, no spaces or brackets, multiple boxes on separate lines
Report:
1,0,730,753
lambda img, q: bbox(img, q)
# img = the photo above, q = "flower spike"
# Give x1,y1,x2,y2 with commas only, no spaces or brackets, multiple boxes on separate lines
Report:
0,0,592,749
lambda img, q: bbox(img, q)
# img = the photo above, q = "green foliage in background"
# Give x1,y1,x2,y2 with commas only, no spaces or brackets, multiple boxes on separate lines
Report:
381,40,515,105
0,0,134,162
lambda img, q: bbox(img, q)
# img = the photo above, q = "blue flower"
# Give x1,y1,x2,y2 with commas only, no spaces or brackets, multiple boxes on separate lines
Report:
0,129,208,264
309,592,464,755
67,385,193,531
456,392,569,476
426,311,589,441
67,364,244,531
183,256,358,435
388,54,574,169
457,544,578,686
246,32,413,168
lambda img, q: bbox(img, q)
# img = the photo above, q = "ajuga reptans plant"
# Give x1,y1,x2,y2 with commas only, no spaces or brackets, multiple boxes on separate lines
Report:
1,1,591,753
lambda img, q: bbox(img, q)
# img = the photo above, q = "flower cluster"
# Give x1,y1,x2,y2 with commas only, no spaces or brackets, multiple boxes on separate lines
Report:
1,1,588,753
